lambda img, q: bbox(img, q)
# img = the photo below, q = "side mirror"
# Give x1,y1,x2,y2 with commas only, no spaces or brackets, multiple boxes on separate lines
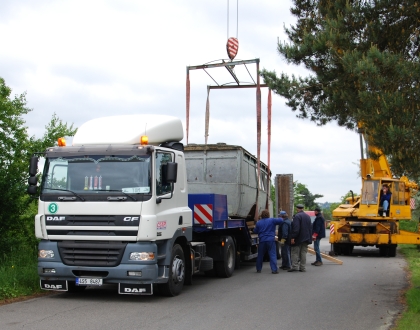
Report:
29,156,39,176
28,176,38,186
163,162,178,184
27,185,38,195
28,156,39,196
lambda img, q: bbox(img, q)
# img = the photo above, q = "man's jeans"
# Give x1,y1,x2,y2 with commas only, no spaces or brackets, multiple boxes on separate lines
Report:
281,244,291,268
383,200,389,211
314,238,322,262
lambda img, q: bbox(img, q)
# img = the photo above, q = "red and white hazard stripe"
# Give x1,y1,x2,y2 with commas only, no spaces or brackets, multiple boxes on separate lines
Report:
330,223,335,235
410,198,416,210
194,204,213,225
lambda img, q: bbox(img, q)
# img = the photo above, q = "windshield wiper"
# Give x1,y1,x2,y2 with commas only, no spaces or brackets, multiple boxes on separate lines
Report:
97,189,137,201
44,188,86,201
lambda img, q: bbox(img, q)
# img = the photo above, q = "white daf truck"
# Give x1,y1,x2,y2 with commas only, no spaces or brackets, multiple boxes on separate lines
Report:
28,114,272,296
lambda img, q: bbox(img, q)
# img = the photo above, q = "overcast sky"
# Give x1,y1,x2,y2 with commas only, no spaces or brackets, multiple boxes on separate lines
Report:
0,0,361,203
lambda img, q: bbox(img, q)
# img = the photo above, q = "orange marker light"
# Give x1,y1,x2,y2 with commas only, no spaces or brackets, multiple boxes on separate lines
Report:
57,137,66,147
140,135,148,145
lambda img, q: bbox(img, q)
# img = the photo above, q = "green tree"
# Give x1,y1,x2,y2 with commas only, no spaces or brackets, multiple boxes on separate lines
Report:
261,0,420,179
0,77,76,253
294,181,323,209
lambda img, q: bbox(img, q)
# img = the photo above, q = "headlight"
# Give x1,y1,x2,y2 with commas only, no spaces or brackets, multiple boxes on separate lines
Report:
129,252,155,261
38,250,55,258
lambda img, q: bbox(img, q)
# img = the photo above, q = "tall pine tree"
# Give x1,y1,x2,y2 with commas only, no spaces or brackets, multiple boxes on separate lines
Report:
262,0,420,178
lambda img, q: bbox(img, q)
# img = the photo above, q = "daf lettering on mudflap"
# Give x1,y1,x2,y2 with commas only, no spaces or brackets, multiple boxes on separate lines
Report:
119,283,152,295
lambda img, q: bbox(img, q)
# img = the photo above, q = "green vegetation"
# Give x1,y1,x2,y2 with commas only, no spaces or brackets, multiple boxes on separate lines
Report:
0,245,41,300
394,220,420,329
294,181,323,210
0,77,76,302
395,248,420,328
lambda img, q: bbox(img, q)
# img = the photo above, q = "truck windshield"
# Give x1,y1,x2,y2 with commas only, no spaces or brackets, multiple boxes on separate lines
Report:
361,180,379,205
41,155,151,194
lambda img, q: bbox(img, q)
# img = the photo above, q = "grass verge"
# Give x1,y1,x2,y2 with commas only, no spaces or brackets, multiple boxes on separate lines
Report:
394,221,420,329
0,245,42,301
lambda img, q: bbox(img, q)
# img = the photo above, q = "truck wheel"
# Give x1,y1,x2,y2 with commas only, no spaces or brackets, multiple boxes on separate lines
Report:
333,244,342,255
215,236,235,278
379,246,387,257
159,244,185,296
343,244,353,256
389,245,397,257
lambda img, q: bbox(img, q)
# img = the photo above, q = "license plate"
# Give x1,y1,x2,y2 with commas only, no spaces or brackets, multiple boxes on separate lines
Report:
76,278,103,286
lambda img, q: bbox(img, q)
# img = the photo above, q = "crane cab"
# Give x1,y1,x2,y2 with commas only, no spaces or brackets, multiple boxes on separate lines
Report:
358,178,411,219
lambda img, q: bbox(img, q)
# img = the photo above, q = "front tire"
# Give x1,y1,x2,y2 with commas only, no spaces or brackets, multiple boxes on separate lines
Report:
159,244,185,296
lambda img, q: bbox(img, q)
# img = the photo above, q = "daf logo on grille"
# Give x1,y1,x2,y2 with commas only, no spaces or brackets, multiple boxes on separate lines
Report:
46,216,66,221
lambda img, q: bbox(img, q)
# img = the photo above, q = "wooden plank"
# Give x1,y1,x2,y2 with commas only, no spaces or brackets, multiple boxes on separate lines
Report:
308,247,343,265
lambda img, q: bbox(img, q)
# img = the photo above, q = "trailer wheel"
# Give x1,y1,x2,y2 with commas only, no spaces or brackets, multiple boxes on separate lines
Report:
159,244,185,296
215,236,235,278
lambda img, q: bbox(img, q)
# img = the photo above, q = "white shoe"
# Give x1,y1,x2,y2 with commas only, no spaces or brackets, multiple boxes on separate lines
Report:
382,212,386,217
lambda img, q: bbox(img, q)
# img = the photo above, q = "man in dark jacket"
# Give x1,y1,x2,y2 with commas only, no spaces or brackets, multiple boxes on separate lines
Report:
278,211,292,270
254,209,283,274
288,204,312,272
311,207,326,266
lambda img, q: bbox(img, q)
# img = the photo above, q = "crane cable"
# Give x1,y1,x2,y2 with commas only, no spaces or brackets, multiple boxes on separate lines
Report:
227,0,239,39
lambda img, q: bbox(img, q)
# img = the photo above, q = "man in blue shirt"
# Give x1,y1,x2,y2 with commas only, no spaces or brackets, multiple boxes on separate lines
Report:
254,209,283,274
278,211,292,270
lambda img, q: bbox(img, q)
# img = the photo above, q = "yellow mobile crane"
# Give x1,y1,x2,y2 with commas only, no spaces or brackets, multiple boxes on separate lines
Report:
330,127,420,257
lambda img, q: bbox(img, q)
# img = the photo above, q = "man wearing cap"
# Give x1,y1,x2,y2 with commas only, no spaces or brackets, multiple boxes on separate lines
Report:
288,204,312,272
254,209,283,274
278,211,292,270
311,207,326,266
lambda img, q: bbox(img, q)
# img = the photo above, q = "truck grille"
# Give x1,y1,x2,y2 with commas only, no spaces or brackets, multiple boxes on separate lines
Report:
57,241,127,266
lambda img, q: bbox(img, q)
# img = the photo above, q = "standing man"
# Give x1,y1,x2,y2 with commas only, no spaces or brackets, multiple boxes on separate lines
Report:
311,207,326,266
254,209,283,274
278,211,292,270
288,204,312,272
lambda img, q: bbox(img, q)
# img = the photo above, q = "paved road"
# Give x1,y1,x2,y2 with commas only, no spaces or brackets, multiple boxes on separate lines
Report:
0,236,407,330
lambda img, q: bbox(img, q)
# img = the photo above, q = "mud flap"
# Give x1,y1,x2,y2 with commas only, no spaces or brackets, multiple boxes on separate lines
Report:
40,279,68,291
118,283,153,295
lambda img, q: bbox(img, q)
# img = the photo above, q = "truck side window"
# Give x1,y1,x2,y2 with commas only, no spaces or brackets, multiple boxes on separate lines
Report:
156,152,173,196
